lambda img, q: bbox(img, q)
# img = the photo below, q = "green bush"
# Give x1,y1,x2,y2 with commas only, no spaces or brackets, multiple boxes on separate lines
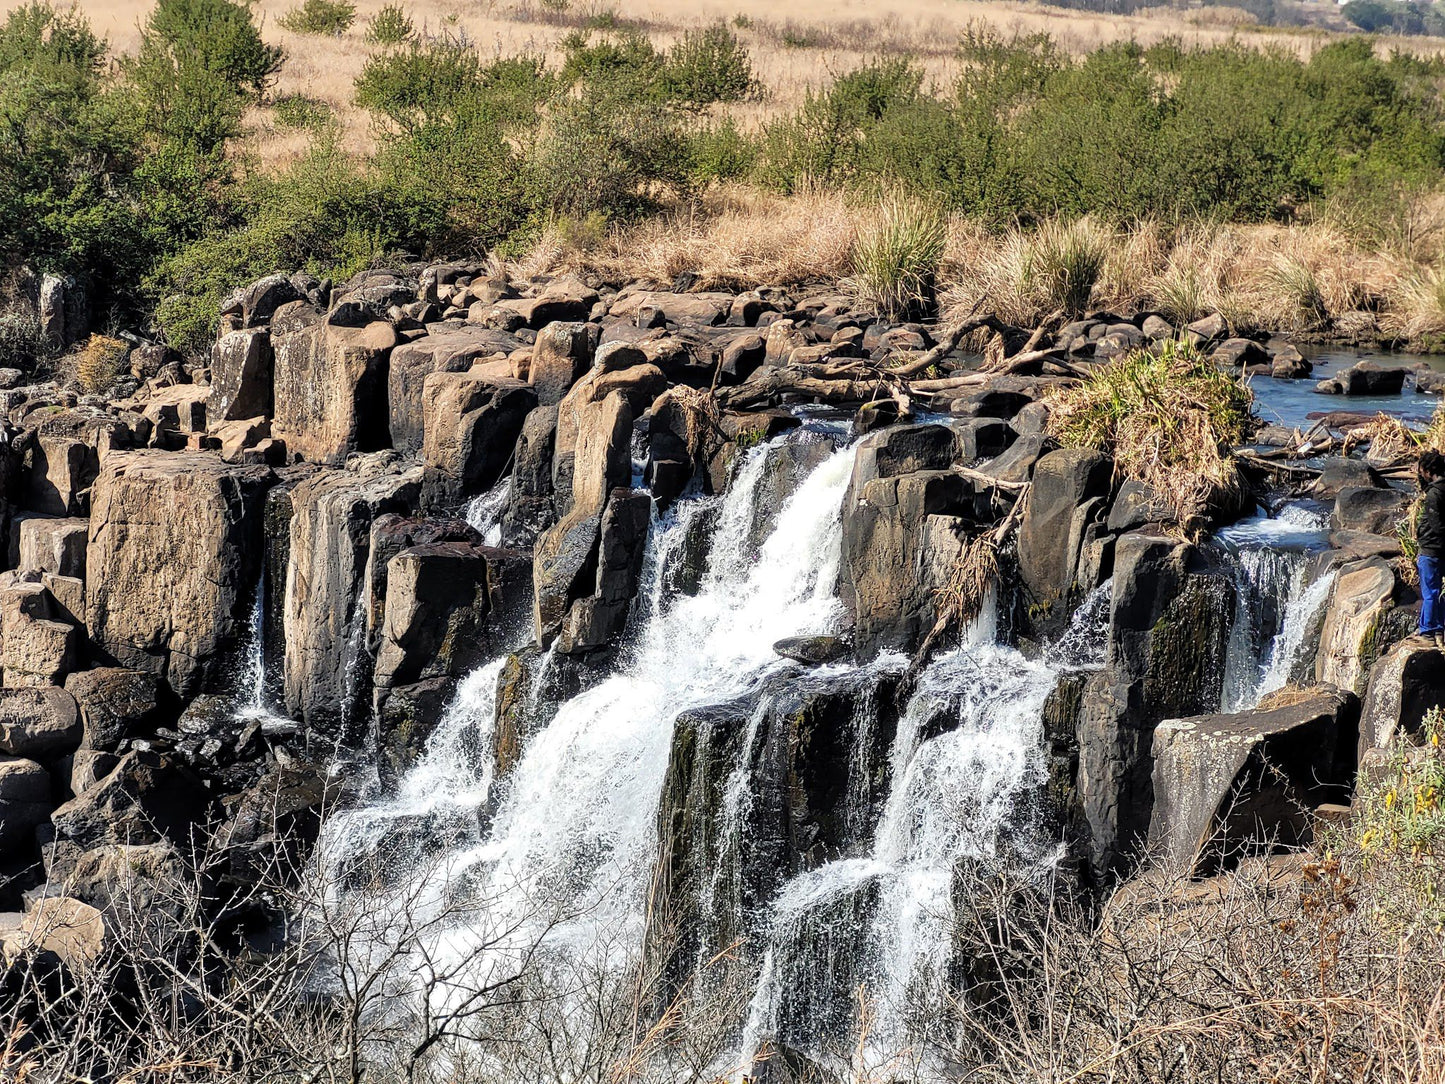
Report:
661,25,756,108
364,3,412,44
126,0,283,153
277,0,355,36
273,93,332,129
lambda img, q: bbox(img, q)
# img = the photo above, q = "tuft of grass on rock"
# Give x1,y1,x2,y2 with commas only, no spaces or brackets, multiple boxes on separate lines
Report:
846,193,946,321
1046,339,1255,531
75,334,130,394
277,0,356,36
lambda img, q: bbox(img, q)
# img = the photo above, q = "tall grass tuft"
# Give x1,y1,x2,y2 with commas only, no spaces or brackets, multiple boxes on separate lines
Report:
1264,255,1328,327
846,194,947,320
1046,339,1255,531
990,217,1112,324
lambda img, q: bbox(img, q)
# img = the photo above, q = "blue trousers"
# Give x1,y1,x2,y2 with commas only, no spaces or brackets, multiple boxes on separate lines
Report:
1420,554,1443,634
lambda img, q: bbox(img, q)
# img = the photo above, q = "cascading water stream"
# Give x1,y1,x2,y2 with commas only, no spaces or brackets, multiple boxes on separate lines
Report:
320,430,859,1026
1216,505,1332,712
735,584,1110,1078
316,421,1114,1078
464,476,509,546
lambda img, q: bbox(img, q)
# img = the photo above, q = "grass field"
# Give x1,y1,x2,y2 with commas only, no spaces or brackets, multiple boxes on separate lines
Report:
24,0,1444,166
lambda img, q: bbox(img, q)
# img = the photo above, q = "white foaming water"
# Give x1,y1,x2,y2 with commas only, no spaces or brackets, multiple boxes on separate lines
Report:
323,435,858,1017
1254,568,1337,701
329,657,509,860
465,439,855,943
464,476,510,547
737,624,1064,1079
1217,505,1330,712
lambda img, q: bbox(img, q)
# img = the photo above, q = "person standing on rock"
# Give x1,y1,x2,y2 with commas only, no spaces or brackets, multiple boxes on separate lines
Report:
1414,449,1445,648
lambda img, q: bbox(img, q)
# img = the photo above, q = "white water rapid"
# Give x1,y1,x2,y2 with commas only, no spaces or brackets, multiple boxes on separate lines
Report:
1217,505,1332,712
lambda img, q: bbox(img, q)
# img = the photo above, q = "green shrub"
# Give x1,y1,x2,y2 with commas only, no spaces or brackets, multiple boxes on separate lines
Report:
125,0,284,153
273,93,332,129
661,25,756,108
847,194,946,320
685,118,757,188
277,0,355,36
364,3,412,44
756,58,923,191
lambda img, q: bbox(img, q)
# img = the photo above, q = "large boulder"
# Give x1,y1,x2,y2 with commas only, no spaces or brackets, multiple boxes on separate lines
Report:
1327,361,1407,397
387,326,520,457
50,750,210,850
419,368,536,511
282,456,422,738
500,404,559,547
838,424,995,653
1149,686,1358,875
1332,485,1410,535
1359,639,1445,758
271,308,395,464
17,411,129,517
373,541,529,690
63,668,162,751
17,517,87,579
1315,557,1396,696
208,329,273,422
86,452,272,697
1016,448,1113,640
1077,532,1235,880
528,321,596,405
0,577,79,686
0,756,50,851
0,687,80,758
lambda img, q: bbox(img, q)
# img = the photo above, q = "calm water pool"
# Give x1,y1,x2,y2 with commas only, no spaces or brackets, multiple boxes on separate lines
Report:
1249,344,1445,431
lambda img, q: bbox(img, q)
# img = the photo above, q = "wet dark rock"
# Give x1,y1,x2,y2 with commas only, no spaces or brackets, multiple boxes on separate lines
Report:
1329,529,1402,561
1211,338,1270,369
64,669,162,753
1017,448,1113,641
1317,361,1407,397
51,750,210,851
1077,533,1235,880
1332,485,1410,535
773,636,851,665
501,404,559,547
1311,457,1383,499
1270,343,1311,379
953,417,1014,460
649,669,899,1000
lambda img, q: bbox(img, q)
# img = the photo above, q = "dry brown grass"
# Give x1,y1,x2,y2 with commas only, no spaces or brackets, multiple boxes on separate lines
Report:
527,191,1445,346
23,0,1445,172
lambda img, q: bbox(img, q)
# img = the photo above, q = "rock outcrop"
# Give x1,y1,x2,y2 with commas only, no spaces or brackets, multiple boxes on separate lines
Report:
86,452,272,697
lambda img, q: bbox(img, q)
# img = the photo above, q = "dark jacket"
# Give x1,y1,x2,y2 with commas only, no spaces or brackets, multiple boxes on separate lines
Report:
1419,478,1445,558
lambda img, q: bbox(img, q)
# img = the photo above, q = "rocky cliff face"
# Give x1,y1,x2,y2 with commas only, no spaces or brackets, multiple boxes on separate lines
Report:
0,261,1432,1078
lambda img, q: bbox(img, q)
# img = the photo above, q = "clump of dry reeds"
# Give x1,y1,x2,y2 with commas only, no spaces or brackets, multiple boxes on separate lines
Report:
1046,339,1254,531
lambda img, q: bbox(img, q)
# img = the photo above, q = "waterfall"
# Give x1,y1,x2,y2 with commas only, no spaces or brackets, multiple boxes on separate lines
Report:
1216,505,1331,712
319,430,859,1037
464,476,509,546
316,422,1110,1078
735,596,1102,1078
